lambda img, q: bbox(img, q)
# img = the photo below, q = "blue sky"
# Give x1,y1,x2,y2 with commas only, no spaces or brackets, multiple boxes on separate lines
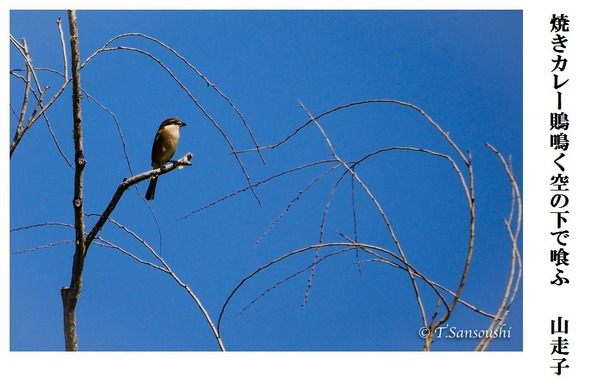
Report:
9,10,523,352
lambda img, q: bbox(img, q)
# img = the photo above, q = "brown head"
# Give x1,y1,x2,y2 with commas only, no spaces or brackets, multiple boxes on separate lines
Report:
158,117,187,130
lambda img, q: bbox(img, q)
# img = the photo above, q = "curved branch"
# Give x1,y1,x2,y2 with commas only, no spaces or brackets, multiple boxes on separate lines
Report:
234,248,355,318
299,101,428,326
237,99,470,165
308,145,470,307
255,163,342,249
87,32,264,164
475,144,523,351
179,159,339,220
359,258,494,318
81,44,262,205
102,218,225,351
95,237,169,274
218,241,439,333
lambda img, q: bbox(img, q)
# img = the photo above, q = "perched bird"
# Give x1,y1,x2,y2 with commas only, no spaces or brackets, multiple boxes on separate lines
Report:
145,117,187,200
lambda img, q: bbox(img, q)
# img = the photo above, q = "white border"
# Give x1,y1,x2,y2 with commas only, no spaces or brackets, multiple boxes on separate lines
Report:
3,1,597,388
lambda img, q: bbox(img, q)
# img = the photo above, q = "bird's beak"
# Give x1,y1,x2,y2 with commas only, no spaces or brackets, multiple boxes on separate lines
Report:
181,122,187,127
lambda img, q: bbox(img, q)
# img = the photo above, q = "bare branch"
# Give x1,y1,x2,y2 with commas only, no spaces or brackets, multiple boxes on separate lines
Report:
234,248,355,318
299,101,428,327
12,240,74,254
84,153,193,250
11,221,75,232
219,241,415,332
100,32,265,164
10,221,75,254
475,144,522,351
81,90,135,178
421,148,475,351
10,37,31,157
10,65,73,168
255,163,342,249
338,232,450,316
9,31,71,158
81,44,262,206
236,99,468,165
57,17,68,82
307,145,469,307
61,10,83,351
42,111,74,169
95,236,169,274
357,258,495,318
78,88,166,253
178,159,338,220
219,237,466,334
102,217,225,351
350,175,360,269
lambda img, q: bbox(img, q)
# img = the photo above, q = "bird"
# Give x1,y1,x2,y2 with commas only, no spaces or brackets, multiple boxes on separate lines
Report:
145,117,187,200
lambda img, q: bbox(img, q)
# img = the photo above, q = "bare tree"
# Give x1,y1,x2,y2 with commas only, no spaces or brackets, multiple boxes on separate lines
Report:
215,100,522,351
10,10,250,351
10,11,521,351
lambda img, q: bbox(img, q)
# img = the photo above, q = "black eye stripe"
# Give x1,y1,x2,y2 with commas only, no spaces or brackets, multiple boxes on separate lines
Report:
159,118,183,129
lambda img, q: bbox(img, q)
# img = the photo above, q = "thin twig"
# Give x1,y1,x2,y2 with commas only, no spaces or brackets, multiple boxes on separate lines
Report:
299,101,428,327
338,232,450,316
234,248,355,318
10,38,31,157
78,88,165,254
255,163,341,249
81,90,135,178
98,32,265,164
84,153,193,250
57,17,68,82
95,237,169,274
351,173,360,272
178,159,338,220
357,258,495,318
12,240,74,254
235,99,469,166
81,44,262,206
308,145,467,306
475,144,522,351
42,111,74,169
10,221,75,232
218,241,426,332
9,33,71,157
104,217,225,351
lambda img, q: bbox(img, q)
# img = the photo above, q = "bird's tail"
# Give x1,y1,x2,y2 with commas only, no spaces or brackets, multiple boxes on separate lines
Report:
145,176,158,200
